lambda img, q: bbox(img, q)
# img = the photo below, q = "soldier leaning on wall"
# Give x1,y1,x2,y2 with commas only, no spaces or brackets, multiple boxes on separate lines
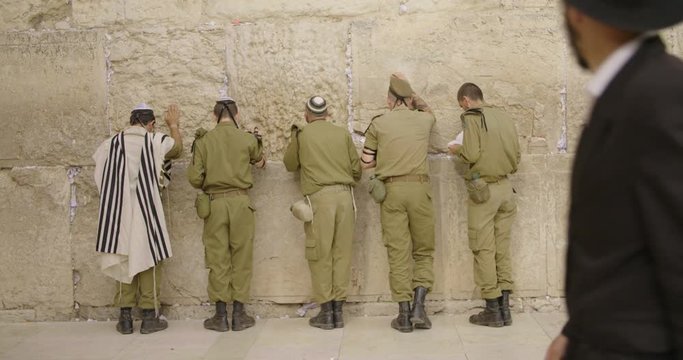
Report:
93,103,183,335
283,95,362,330
360,73,437,333
188,96,266,333
449,83,521,328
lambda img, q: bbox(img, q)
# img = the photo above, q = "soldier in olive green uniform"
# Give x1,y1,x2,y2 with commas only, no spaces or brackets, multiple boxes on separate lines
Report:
450,83,520,327
361,74,436,333
283,96,361,330
188,97,266,332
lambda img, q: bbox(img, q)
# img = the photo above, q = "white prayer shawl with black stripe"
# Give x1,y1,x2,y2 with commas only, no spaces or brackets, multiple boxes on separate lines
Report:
93,129,173,283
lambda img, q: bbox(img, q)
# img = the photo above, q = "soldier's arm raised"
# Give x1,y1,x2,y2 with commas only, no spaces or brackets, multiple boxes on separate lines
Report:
283,125,300,171
187,139,206,189
456,113,482,164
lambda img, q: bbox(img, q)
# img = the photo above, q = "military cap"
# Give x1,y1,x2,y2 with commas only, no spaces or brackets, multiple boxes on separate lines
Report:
389,74,413,98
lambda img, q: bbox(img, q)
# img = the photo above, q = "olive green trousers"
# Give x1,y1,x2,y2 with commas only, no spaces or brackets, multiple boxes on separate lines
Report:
114,265,161,310
304,186,355,303
203,194,255,303
467,179,516,299
380,182,435,302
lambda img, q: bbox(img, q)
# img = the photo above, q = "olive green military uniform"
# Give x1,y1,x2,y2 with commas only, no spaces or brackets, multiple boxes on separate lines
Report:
114,266,162,309
283,120,361,304
188,122,263,304
364,108,436,302
455,105,520,300
114,135,183,310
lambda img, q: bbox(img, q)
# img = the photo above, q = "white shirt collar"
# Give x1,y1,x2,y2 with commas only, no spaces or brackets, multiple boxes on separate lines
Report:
586,34,651,98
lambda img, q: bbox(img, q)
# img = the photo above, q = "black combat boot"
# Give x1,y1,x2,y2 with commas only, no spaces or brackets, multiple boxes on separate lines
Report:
309,301,334,330
116,307,133,335
469,299,504,327
232,301,255,331
499,290,512,326
410,286,432,330
333,300,345,328
204,301,229,332
140,308,168,334
391,301,413,333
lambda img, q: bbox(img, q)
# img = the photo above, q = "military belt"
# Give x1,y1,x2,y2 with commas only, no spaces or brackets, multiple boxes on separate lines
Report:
384,174,430,183
483,175,508,183
208,189,248,200
311,184,351,196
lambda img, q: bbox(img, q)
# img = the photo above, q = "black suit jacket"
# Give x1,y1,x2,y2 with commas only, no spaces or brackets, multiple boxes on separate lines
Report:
563,36,683,357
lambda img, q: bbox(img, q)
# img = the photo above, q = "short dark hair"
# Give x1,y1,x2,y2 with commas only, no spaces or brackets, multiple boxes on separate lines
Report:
457,83,484,101
130,109,155,126
213,101,239,120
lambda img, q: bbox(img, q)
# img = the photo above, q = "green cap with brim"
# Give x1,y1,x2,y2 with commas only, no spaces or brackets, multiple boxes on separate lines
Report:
389,74,413,98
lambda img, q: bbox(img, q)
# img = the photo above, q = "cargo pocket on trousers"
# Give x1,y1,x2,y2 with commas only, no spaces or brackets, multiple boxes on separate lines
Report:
304,222,318,261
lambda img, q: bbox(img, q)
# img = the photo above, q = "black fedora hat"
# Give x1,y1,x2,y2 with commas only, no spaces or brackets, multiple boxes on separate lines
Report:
566,0,683,32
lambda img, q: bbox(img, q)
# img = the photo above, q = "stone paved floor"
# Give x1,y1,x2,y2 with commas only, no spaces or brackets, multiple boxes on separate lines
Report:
0,312,566,360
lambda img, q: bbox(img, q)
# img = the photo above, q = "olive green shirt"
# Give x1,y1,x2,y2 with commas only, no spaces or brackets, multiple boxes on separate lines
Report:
456,105,521,180
364,108,436,180
188,122,263,193
283,120,361,196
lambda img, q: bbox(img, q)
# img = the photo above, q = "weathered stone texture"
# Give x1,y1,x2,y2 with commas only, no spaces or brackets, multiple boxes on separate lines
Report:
107,27,226,154
72,0,202,28
0,168,72,313
226,20,351,159
205,0,379,21
0,0,70,31
0,31,107,167
351,9,564,155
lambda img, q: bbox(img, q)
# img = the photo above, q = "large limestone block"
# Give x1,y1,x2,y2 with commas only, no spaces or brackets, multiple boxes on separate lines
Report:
70,166,116,307
510,155,548,297
107,28,226,156
0,168,73,315
0,0,70,31
545,154,571,297
351,9,564,154
72,0,202,28
249,163,312,302
205,0,378,21
225,20,350,159
0,31,107,167
381,0,557,15
162,162,212,305
440,157,475,299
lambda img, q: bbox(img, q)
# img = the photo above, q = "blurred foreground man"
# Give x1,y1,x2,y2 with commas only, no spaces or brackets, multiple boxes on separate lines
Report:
361,73,436,333
188,97,265,332
546,1,683,359
283,96,361,330
93,103,183,334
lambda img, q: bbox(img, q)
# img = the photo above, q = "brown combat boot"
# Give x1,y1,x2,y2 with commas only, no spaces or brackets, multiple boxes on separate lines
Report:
116,307,133,335
469,299,504,327
391,301,413,333
204,301,229,332
309,301,334,330
499,290,512,326
333,300,345,328
140,309,168,334
232,301,255,331
410,287,432,330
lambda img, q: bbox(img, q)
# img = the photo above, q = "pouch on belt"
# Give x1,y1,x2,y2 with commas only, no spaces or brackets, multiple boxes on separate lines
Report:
368,175,386,203
466,177,490,204
195,192,211,219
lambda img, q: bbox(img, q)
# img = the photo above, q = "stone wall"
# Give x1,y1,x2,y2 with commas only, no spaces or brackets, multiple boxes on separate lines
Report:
1,0,682,321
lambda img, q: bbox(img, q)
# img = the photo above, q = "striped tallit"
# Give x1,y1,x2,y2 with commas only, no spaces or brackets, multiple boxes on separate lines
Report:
96,132,172,266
